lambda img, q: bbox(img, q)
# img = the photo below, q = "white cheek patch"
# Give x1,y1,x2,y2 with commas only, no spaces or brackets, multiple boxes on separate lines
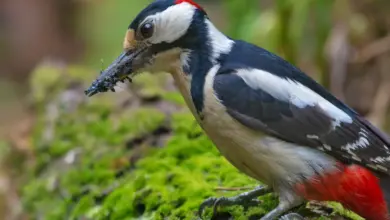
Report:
147,3,196,44
235,69,353,127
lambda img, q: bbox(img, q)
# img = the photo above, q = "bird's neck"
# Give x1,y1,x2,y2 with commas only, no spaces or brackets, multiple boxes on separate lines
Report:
182,19,234,75
181,18,234,116
203,19,234,64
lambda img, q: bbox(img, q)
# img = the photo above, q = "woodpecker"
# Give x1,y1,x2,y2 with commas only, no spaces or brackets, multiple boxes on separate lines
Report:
85,0,390,219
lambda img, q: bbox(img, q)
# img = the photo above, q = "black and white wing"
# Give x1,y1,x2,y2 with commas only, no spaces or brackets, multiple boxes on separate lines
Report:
213,58,390,175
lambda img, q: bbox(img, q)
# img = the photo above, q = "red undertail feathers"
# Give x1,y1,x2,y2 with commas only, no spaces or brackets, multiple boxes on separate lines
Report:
296,164,389,220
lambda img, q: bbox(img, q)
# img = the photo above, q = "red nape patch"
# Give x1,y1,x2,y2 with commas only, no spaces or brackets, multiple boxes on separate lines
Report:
175,0,203,10
296,164,389,220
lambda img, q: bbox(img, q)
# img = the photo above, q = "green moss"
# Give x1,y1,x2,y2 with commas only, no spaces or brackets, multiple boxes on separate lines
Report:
134,73,168,99
327,203,364,220
0,141,10,161
114,108,166,140
162,92,186,106
29,63,96,105
21,102,278,220
88,115,262,220
29,64,64,104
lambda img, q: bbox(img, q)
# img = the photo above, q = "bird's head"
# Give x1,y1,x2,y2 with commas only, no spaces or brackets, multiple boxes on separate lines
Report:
85,0,217,96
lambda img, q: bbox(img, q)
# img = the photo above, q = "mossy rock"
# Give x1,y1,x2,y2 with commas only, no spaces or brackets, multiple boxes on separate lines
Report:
20,64,362,220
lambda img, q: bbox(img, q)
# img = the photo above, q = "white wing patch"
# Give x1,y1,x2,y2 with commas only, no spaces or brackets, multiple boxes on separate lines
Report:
371,156,390,163
341,130,370,151
340,129,371,163
235,69,353,127
306,134,319,140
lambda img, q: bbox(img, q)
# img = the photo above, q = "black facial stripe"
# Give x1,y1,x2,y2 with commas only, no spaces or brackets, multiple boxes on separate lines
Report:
130,1,210,115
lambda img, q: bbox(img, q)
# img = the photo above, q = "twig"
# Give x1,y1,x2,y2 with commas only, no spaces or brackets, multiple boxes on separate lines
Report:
214,186,256,191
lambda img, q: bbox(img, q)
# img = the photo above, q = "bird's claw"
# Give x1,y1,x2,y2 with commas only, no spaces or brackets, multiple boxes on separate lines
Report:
197,197,221,218
198,186,272,219
198,196,260,219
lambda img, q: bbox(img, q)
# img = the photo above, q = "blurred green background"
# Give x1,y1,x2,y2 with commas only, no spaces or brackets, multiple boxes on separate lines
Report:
0,0,390,219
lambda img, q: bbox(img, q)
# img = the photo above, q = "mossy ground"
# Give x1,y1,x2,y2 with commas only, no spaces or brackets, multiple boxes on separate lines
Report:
20,63,362,220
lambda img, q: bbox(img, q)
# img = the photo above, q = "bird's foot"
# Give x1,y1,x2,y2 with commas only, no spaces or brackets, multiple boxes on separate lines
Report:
260,195,304,220
198,185,272,218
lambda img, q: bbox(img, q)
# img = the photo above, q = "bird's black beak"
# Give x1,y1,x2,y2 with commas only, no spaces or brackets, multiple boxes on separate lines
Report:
85,29,150,97
84,50,137,97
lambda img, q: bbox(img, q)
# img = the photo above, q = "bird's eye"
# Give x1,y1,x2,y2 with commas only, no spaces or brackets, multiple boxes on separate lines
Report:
139,22,154,39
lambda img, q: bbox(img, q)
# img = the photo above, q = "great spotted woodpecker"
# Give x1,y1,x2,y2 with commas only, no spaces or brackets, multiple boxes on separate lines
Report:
85,0,390,219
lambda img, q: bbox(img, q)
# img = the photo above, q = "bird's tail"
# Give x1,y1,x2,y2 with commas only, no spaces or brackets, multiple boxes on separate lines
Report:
296,164,390,220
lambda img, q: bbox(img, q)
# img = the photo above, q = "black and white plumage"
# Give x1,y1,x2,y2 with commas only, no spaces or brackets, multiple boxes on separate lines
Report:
86,1,390,219
213,40,390,174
